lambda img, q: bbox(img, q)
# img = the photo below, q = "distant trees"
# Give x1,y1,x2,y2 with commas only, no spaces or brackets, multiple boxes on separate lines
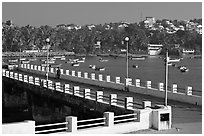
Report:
2,18,202,54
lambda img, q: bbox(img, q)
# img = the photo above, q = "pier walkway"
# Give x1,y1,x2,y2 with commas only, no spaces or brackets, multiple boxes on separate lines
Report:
6,68,202,134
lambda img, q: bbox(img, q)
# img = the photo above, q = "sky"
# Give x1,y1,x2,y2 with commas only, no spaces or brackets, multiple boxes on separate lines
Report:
2,1,202,27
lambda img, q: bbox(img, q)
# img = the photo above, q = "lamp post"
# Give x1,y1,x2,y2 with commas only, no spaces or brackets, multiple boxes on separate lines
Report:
125,37,129,91
45,38,50,81
165,49,169,106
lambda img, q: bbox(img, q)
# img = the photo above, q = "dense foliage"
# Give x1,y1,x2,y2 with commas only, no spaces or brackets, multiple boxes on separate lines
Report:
2,19,202,54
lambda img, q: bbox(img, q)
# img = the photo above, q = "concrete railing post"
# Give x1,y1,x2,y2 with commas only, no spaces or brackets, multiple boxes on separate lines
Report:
34,65,37,71
106,75,110,82
50,68,54,73
27,64,30,69
24,75,28,83
115,77,120,84
104,112,114,127
125,78,132,86
158,82,164,91
109,94,117,106
18,74,23,81
60,69,64,75
186,86,192,95
66,116,77,133
14,73,18,80
84,72,88,79
125,97,133,110
172,84,177,93
98,74,103,81
96,91,103,102
2,69,6,76
29,76,34,84
6,71,9,77
83,89,91,99
77,71,81,78
64,84,70,94
142,101,151,109
38,66,41,71
66,70,69,75
55,82,61,92
47,80,53,90
30,65,33,70
10,71,14,78
72,71,75,76
73,86,80,96
42,66,45,72
34,77,40,86
146,81,151,89
91,73,95,80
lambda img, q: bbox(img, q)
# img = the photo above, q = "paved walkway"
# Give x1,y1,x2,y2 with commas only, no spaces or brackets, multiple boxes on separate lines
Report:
11,69,203,134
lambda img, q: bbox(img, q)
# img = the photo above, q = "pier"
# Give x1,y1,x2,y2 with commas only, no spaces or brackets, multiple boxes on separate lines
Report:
3,68,173,134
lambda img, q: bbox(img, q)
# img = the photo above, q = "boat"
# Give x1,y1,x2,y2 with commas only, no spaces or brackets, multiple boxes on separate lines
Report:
178,66,189,72
44,60,55,64
77,58,85,63
29,58,37,61
132,65,138,68
168,58,181,63
89,65,96,69
130,56,146,60
99,58,108,62
22,60,30,64
19,58,27,61
95,67,105,71
148,44,163,56
41,64,49,67
50,58,56,61
61,57,66,60
8,59,18,63
72,63,80,67
54,55,65,59
50,64,62,68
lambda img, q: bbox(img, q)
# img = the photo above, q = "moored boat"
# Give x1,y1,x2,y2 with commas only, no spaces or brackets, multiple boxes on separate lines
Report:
72,63,80,67
95,67,105,71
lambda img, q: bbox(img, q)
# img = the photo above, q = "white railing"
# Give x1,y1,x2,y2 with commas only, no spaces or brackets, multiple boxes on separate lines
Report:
114,113,138,124
35,122,67,134
77,117,106,129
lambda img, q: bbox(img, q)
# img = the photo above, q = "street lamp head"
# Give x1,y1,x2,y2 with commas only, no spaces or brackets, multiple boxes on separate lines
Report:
125,37,129,41
46,38,50,43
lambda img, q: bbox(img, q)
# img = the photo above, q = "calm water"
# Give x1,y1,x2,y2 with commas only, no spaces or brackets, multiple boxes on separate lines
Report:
28,55,202,92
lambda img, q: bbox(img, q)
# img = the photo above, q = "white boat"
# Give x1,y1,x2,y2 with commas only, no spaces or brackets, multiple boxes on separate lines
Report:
44,60,55,64
178,66,189,72
22,60,30,64
50,64,62,68
50,58,56,61
77,58,85,63
89,65,96,69
54,55,65,59
29,58,37,61
99,58,108,62
132,65,139,68
72,63,80,67
168,58,181,63
95,67,105,71
20,58,26,61
131,56,146,60
8,59,18,63
148,44,163,56
61,57,66,60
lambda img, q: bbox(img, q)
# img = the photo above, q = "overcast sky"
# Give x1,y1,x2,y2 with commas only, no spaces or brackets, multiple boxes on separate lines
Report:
2,2,202,27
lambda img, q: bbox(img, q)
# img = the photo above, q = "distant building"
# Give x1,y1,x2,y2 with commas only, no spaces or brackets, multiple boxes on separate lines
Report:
95,41,101,48
144,17,156,28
